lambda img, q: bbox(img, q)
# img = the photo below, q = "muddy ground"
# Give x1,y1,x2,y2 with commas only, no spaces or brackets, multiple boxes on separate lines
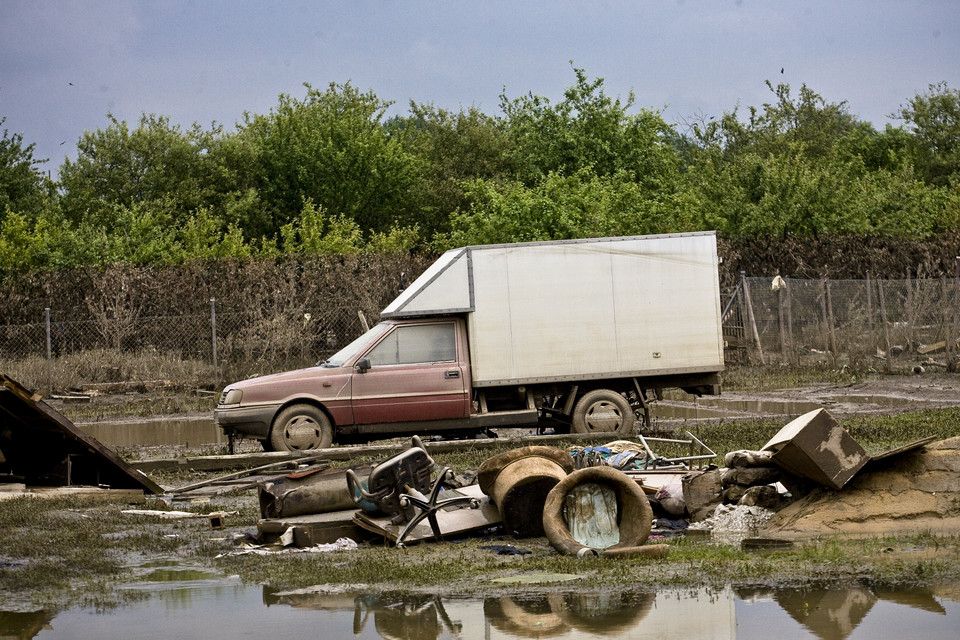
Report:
713,371,960,417
6,371,960,615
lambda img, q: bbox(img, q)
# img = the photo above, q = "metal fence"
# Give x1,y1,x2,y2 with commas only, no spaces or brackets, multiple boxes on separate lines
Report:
724,274,960,370
0,299,370,395
3,275,957,395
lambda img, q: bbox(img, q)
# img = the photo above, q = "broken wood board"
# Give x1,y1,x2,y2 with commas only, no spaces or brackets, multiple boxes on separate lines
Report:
0,486,146,502
0,374,163,494
259,509,371,546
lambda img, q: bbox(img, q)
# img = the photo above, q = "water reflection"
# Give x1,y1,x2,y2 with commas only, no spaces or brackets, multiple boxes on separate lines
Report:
7,582,958,639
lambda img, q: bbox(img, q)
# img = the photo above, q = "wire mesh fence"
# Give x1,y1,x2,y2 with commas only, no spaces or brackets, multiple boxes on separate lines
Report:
724,275,960,370
0,300,373,395
3,275,958,395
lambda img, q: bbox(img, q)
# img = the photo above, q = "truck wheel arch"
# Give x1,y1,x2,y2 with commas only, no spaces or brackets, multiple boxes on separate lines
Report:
267,402,335,451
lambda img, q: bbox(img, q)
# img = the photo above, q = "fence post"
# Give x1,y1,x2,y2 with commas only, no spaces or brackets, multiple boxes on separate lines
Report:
906,269,915,350
825,279,837,357
877,280,893,374
210,298,219,391
777,278,788,362
741,272,765,365
45,308,52,397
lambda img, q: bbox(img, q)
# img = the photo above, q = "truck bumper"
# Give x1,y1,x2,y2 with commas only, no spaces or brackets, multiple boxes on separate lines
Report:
213,404,281,440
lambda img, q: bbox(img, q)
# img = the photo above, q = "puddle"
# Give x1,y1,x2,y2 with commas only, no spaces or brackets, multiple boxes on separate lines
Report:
651,398,824,420
11,583,959,639
77,417,223,448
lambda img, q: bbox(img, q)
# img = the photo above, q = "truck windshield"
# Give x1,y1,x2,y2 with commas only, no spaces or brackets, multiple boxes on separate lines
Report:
319,322,389,368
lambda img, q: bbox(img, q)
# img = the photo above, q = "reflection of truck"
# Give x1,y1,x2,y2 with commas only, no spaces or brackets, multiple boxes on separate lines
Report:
215,232,725,451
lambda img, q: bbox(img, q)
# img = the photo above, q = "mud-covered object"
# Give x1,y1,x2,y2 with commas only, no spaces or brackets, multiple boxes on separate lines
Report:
542,466,653,556
681,467,723,522
258,464,375,518
477,446,574,537
738,485,781,509
724,449,775,468
723,484,748,504
720,466,781,488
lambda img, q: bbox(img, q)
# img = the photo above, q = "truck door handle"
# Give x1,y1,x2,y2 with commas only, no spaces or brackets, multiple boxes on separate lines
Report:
444,370,460,379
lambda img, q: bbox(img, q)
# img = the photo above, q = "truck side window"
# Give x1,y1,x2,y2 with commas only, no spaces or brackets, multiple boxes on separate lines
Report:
366,324,456,366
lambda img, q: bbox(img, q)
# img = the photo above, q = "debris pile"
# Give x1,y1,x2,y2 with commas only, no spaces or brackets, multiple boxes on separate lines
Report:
764,435,960,536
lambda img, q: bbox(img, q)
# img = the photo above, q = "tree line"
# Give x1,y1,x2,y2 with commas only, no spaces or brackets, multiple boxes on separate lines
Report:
2,68,959,274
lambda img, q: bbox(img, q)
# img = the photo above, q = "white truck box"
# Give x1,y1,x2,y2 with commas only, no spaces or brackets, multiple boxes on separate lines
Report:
381,232,724,386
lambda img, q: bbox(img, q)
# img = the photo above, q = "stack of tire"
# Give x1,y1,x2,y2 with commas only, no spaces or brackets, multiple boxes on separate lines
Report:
721,450,782,509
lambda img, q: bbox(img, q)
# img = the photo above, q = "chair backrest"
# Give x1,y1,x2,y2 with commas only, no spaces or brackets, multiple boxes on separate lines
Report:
364,444,434,515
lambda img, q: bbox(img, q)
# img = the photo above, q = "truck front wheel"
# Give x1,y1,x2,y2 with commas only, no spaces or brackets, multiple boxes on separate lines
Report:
269,404,334,451
571,390,635,435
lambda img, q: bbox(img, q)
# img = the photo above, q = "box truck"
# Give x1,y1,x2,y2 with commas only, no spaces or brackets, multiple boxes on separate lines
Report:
215,232,724,451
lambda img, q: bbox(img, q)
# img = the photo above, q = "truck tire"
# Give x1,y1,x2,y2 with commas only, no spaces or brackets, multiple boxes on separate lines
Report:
269,404,333,451
571,390,634,435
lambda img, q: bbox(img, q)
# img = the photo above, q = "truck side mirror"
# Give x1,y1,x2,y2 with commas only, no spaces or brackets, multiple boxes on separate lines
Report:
356,357,371,373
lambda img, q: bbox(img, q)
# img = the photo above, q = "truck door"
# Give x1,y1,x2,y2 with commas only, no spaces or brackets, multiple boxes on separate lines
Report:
351,321,468,424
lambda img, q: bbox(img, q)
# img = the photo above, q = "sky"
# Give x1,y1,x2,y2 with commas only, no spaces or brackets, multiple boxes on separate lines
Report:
2,0,958,176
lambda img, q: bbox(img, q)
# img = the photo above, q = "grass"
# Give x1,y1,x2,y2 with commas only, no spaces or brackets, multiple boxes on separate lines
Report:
5,363,960,613
217,530,960,596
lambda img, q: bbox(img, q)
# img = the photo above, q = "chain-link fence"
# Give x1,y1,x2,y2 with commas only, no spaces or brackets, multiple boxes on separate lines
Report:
724,274,960,370
0,300,373,395
4,274,957,395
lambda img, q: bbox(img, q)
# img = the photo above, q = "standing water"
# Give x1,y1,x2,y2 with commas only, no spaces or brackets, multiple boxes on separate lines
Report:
10,581,959,639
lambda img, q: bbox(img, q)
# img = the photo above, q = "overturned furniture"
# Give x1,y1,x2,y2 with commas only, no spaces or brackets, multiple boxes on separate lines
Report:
761,408,935,491
0,374,162,494
346,436,486,546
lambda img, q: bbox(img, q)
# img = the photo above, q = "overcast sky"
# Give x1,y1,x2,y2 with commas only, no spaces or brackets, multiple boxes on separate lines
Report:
2,1,958,175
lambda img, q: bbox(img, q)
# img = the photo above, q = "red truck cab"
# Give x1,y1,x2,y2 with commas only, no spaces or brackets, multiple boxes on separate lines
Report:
215,317,476,451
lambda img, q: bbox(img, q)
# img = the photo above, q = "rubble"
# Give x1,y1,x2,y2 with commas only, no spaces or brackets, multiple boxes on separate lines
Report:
688,504,776,533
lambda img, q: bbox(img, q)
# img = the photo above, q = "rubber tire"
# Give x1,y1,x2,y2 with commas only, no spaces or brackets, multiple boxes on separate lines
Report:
268,404,333,451
571,389,635,434
542,466,653,556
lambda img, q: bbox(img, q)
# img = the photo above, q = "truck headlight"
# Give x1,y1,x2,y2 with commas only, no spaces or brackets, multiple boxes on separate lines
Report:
220,388,243,406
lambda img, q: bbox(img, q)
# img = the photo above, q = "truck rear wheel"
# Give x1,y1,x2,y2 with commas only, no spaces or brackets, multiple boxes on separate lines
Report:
269,404,333,451
571,390,635,435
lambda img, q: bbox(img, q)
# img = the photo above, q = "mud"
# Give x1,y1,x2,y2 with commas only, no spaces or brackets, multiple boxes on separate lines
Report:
765,435,960,537
715,372,960,418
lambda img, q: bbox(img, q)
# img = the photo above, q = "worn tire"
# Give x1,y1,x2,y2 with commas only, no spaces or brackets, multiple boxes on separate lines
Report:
268,404,333,451
571,389,635,435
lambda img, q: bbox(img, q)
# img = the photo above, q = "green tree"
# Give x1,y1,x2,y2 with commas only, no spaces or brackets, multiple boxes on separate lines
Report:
896,82,960,186
444,169,698,247
58,114,229,230
0,117,52,221
395,104,513,237
238,82,420,237
499,66,681,189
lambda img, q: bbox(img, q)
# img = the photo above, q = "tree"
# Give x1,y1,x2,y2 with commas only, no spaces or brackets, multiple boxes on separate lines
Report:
444,169,698,248
394,104,513,237
499,66,681,189
896,82,960,187
58,114,229,230
0,117,52,221
238,82,420,237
